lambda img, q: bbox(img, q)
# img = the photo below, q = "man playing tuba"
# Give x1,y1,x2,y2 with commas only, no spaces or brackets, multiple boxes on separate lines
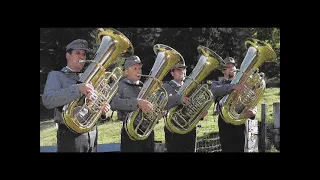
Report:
211,57,257,152
162,63,197,152
42,39,111,152
110,55,156,152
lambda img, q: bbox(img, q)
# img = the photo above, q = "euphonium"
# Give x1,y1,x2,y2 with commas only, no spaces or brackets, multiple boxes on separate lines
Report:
62,28,134,133
165,45,225,134
125,44,185,140
219,38,277,125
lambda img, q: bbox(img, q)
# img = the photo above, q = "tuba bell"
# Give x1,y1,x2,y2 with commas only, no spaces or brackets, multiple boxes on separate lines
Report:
62,28,134,133
219,38,276,125
165,45,225,134
125,44,185,140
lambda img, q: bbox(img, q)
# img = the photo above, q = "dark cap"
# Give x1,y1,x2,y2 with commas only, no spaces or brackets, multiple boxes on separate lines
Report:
224,57,236,65
66,39,89,52
171,63,187,71
124,55,142,69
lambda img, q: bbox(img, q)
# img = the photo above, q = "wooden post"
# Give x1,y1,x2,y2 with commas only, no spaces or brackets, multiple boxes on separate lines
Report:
273,102,280,150
273,102,280,129
259,104,267,152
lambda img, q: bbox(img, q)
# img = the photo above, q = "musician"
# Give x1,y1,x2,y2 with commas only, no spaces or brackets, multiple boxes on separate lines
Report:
110,55,156,152
211,57,257,152
42,39,111,152
162,63,206,152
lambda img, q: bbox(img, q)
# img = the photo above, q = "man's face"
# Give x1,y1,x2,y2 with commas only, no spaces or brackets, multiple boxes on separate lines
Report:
66,49,87,71
224,63,236,79
171,68,186,82
125,64,142,82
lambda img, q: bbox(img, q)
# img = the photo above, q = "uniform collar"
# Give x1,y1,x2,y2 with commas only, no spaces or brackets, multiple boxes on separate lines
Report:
171,80,183,87
123,78,143,86
65,66,74,72
222,77,232,84
61,67,73,73
168,80,183,91
60,67,83,78
62,66,83,74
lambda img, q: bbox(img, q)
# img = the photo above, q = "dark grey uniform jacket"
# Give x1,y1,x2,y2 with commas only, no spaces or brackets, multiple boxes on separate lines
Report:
42,67,83,124
210,77,235,105
110,78,142,121
162,80,182,110
110,78,182,121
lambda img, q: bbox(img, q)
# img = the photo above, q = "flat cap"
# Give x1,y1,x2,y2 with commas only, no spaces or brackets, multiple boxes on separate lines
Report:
124,55,142,69
224,57,236,65
66,39,89,52
171,63,187,71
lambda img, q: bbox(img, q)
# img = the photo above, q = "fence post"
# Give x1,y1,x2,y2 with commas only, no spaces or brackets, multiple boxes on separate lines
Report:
259,104,267,152
273,102,280,150
273,102,280,129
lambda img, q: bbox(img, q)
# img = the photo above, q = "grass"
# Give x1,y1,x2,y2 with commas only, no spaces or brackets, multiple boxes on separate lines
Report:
40,120,58,146
256,88,280,123
40,87,280,151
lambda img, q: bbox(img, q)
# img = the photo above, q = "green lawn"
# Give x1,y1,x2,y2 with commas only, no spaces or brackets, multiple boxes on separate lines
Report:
40,87,280,150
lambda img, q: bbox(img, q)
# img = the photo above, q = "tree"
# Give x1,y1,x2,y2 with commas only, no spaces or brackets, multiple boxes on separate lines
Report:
245,28,280,79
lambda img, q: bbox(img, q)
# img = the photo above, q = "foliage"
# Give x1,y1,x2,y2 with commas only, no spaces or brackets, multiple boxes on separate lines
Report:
40,28,95,72
40,27,280,83
247,28,280,79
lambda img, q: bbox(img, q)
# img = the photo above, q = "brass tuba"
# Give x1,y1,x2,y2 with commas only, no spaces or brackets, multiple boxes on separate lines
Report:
125,44,185,140
62,28,134,133
165,45,225,134
219,38,276,125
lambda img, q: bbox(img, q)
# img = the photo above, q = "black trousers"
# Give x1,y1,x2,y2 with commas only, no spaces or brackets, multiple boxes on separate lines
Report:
218,115,245,152
164,127,197,152
120,124,155,152
57,124,98,152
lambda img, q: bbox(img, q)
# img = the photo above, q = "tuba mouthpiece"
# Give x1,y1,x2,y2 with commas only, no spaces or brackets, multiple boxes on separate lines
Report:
79,60,96,63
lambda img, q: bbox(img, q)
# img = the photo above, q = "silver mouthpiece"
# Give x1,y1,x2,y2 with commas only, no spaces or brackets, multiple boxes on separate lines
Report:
79,60,96,63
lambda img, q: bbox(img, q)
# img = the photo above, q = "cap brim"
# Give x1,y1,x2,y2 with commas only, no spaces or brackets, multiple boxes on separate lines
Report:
77,48,89,51
172,65,187,70
67,48,89,51
124,62,142,69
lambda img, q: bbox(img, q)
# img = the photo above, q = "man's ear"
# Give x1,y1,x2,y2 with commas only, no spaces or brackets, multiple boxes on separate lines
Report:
170,70,174,77
66,52,70,60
